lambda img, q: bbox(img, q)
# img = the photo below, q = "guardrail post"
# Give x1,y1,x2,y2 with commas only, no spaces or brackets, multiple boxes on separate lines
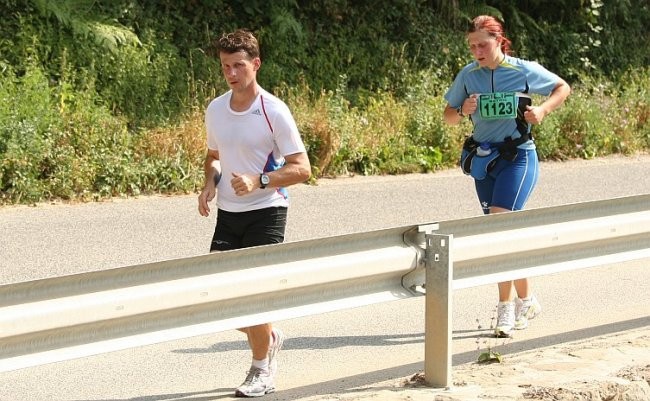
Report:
424,233,453,388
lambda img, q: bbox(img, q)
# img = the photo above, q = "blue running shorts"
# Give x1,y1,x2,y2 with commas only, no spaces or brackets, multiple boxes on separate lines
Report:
474,148,539,214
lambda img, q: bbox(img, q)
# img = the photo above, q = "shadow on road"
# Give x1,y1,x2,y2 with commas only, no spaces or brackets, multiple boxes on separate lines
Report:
268,316,650,401
65,316,648,401
171,332,426,354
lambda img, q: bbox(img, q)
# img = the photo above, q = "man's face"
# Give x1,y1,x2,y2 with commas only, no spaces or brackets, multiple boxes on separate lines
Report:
219,51,260,91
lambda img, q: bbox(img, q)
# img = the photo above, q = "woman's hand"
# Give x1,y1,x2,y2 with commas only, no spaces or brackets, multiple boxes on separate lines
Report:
523,105,547,124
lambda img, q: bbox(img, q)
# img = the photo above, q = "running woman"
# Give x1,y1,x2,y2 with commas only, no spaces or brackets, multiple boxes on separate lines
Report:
443,15,571,337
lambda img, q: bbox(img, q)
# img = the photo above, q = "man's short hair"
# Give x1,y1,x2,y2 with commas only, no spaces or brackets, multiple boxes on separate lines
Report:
216,29,260,59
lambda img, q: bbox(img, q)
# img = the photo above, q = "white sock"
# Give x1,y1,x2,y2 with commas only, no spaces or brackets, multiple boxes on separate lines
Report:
252,357,269,372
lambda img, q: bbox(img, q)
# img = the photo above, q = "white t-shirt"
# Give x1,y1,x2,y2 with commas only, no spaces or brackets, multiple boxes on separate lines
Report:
205,86,307,212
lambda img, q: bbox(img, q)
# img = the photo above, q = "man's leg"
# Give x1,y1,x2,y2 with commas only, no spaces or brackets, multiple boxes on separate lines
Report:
244,324,272,361
235,207,288,397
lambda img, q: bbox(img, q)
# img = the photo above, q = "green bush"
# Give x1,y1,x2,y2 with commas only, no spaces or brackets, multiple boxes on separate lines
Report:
0,59,206,204
1,1,649,205
0,64,56,203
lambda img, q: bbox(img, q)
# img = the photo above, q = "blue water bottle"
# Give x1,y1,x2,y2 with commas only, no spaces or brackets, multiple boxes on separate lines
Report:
476,142,492,156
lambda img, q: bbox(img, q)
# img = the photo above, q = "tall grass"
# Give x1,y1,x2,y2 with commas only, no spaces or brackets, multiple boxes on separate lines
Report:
0,60,205,204
1,63,649,205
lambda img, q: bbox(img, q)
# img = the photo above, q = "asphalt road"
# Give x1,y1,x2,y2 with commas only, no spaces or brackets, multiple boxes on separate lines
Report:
1,154,649,401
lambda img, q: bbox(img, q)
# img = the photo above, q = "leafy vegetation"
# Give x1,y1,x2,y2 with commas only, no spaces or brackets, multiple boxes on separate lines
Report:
1,0,649,204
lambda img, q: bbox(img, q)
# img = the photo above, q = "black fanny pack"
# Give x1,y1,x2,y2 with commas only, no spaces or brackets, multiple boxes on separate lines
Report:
460,133,531,179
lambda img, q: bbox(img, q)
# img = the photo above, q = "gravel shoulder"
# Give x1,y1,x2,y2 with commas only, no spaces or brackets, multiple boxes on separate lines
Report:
294,326,650,401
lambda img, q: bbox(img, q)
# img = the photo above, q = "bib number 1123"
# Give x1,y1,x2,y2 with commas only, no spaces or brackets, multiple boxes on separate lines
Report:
479,92,517,119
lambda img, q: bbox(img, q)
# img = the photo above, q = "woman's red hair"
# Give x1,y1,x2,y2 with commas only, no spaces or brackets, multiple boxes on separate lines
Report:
468,15,513,55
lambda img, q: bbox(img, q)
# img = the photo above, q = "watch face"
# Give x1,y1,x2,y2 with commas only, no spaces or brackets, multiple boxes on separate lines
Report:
261,174,270,185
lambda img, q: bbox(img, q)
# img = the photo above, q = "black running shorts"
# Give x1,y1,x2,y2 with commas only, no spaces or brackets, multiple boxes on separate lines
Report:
210,206,287,252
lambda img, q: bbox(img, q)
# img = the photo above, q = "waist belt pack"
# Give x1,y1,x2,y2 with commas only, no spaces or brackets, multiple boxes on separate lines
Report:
460,134,531,180
461,145,500,180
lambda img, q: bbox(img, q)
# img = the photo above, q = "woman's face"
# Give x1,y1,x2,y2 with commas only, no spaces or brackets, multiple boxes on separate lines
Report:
467,31,502,69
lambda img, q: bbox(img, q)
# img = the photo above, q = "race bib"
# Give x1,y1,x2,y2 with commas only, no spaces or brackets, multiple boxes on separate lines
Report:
479,92,517,120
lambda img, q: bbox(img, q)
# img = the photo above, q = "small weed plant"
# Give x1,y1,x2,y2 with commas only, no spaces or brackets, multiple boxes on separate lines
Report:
475,306,512,364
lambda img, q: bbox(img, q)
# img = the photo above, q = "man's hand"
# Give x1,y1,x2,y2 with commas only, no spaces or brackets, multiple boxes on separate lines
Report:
231,172,258,196
199,149,221,217
198,186,216,217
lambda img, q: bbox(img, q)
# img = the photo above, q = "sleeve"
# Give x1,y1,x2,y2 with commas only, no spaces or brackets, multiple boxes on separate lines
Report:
444,69,469,108
205,100,219,151
271,103,307,156
524,61,561,96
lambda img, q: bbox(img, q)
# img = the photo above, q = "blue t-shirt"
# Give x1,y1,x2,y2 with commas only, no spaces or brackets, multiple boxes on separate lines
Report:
444,55,560,147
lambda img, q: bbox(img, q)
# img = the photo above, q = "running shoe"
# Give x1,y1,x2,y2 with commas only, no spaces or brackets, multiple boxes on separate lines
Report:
495,301,516,337
235,367,275,397
515,295,542,330
268,328,285,377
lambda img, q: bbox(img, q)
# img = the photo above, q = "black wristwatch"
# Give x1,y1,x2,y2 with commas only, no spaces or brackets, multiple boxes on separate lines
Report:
259,173,270,189
456,106,465,118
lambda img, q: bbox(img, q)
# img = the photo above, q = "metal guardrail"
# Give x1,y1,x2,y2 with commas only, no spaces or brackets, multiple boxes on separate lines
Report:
1,194,649,387
418,194,650,386
0,224,424,372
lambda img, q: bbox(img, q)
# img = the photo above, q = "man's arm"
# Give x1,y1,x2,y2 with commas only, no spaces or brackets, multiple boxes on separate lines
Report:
198,149,221,217
260,152,311,188
230,152,311,196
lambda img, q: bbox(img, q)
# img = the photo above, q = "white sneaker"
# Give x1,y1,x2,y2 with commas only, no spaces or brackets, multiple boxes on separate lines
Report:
268,328,285,377
495,301,516,337
235,367,275,397
515,295,542,330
